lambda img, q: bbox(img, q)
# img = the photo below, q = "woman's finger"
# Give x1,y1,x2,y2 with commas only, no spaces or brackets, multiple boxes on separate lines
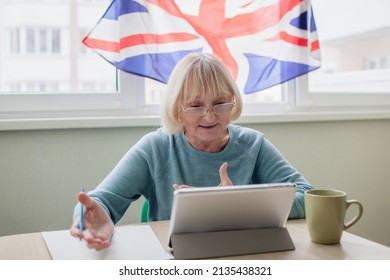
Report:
219,162,233,186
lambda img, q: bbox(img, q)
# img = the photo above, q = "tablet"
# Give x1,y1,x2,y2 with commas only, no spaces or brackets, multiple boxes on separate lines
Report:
168,183,296,245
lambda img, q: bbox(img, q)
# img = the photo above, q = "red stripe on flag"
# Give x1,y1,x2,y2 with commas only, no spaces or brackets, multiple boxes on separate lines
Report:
311,40,320,51
121,33,199,48
83,37,119,52
83,33,199,53
267,31,308,47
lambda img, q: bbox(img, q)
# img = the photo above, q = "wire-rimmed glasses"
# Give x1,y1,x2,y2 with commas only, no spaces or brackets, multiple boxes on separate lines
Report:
181,101,236,117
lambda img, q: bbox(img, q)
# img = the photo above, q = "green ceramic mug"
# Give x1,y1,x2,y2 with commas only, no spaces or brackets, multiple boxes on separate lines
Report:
304,189,363,245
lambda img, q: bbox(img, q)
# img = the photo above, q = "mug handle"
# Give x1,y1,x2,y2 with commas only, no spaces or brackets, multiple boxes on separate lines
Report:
344,200,364,230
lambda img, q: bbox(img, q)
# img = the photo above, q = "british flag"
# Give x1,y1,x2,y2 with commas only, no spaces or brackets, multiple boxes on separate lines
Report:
83,0,321,94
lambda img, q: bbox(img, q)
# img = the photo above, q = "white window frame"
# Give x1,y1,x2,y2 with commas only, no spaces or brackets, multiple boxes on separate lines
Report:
296,70,390,109
0,71,295,117
0,72,129,118
1,70,390,132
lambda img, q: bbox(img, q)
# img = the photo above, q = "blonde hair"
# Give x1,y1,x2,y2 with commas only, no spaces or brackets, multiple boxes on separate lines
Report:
161,53,243,134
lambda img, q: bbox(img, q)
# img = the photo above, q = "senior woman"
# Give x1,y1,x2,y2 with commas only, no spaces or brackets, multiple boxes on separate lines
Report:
70,53,313,250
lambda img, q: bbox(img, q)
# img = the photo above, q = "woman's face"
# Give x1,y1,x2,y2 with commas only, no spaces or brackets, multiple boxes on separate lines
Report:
179,95,234,152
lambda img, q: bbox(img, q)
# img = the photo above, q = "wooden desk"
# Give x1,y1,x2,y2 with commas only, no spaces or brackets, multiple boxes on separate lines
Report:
0,219,389,260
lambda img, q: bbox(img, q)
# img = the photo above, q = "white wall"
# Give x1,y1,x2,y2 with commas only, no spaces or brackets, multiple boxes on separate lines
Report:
0,119,389,246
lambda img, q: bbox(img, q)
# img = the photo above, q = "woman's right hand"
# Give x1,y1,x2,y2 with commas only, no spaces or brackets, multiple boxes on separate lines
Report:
70,192,114,250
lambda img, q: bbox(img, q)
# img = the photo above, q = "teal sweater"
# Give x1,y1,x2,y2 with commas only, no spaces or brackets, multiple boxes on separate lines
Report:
78,124,313,223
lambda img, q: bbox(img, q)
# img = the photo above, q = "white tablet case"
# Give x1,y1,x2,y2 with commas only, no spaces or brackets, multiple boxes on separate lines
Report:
168,183,297,259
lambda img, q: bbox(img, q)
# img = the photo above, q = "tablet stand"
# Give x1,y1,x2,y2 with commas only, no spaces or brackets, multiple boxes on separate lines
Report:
170,227,295,260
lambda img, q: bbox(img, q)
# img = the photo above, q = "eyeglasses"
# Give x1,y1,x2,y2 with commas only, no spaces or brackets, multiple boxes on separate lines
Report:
181,101,236,116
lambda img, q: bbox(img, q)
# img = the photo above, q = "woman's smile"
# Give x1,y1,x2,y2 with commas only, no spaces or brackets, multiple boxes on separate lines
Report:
199,123,218,129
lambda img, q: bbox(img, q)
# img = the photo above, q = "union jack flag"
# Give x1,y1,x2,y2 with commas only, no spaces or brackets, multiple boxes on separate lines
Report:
83,0,321,94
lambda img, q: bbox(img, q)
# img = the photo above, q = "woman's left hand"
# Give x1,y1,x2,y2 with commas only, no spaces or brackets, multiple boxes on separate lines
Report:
173,162,232,189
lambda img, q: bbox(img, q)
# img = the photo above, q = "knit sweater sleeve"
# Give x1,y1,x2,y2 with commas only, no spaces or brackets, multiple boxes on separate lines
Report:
254,137,314,219
75,131,161,224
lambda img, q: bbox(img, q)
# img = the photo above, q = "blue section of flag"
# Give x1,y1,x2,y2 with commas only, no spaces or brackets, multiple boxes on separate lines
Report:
310,8,317,32
245,54,316,92
113,49,203,82
290,11,308,30
104,0,148,20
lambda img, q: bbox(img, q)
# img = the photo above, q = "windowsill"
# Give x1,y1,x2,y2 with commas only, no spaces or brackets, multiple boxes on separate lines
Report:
1,110,390,131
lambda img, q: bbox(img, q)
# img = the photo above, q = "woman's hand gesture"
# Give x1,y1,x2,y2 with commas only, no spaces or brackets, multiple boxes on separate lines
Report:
70,192,114,251
173,162,233,189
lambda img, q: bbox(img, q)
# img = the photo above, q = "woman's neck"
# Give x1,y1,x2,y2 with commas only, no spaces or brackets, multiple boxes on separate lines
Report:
185,132,230,153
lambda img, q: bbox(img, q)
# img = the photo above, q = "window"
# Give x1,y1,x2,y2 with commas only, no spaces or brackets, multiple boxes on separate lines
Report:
299,0,390,108
25,28,36,53
0,0,389,127
0,0,118,116
39,29,48,53
16,27,62,54
9,28,20,53
52,29,61,53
